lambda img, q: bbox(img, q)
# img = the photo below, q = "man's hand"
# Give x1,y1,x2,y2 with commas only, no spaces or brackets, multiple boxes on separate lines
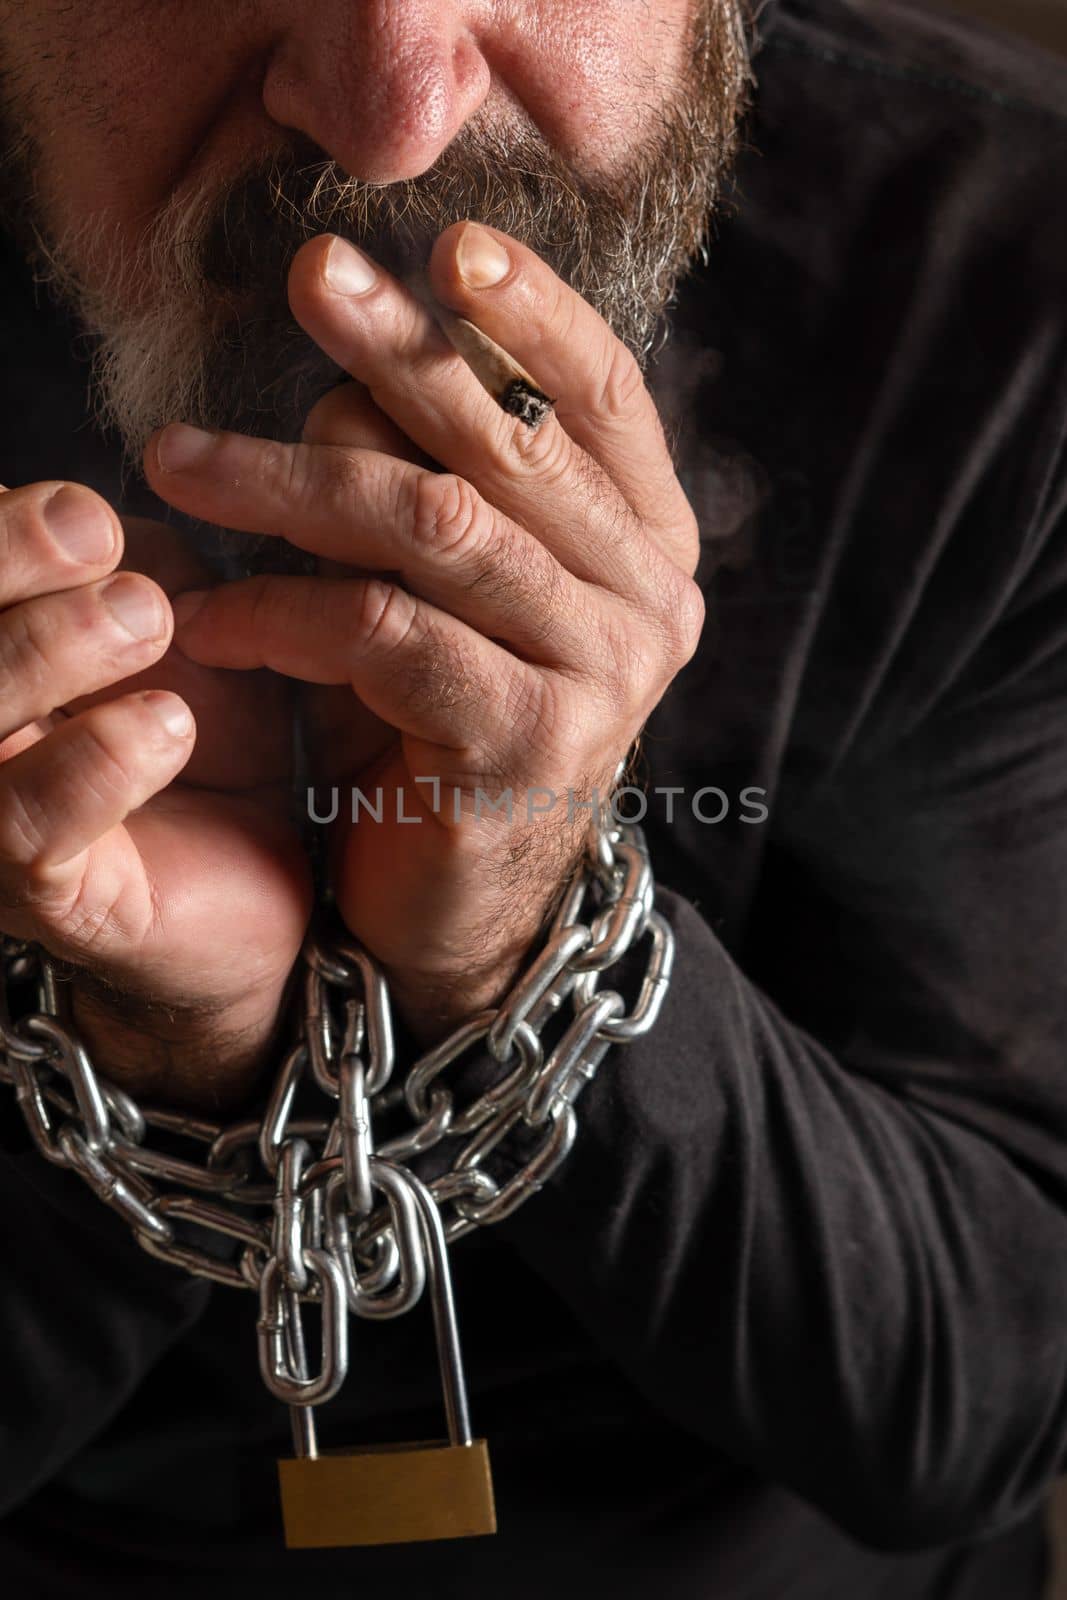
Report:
0,487,311,1104
148,224,704,1035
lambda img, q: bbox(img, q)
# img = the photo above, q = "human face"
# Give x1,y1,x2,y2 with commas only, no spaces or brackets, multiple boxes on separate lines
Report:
0,2,750,457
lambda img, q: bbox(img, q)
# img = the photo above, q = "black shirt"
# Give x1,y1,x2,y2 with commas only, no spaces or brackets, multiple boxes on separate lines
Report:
1,1,1066,1595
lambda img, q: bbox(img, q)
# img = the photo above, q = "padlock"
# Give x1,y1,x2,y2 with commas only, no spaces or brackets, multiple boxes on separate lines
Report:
277,1160,497,1548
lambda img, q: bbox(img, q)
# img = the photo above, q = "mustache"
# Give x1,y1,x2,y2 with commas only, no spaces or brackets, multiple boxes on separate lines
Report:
196,113,695,348
203,125,581,279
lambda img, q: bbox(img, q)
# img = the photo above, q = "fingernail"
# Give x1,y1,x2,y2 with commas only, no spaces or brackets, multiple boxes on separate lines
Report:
45,487,115,564
156,422,217,473
142,691,194,740
172,590,208,630
455,224,510,289
323,236,377,296
101,574,167,641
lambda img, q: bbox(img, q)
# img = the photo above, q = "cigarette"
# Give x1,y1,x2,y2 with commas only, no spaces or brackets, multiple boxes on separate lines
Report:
406,272,554,430
432,307,554,430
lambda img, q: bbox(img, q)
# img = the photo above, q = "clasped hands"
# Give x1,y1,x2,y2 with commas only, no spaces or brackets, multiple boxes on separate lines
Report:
0,221,702,1102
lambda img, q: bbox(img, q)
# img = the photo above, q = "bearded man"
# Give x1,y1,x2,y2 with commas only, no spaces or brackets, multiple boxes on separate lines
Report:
0,0,1065,1595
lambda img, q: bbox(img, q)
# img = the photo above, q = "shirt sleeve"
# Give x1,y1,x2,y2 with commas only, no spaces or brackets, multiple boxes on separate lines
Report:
494,494,1067,1553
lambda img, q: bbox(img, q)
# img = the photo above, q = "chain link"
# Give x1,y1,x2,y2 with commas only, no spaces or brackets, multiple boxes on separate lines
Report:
0,817,671,1418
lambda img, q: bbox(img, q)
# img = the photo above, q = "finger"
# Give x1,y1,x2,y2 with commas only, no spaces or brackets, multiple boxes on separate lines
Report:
428,222,695,561
0,481,123,607
302,380,424,463
0,720,53,766
0,573,173,743
0,691,194,910
302,386,429,586
171,575,531,761
284,234,647,595
119,516,214,595
148,430,598,668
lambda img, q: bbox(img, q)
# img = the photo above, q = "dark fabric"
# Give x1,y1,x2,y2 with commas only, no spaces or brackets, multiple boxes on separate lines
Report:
2,0,1067,1594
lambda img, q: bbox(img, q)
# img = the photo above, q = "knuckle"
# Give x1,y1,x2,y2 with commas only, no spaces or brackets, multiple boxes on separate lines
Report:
285,446,320,514
600,617,657,700
352,579,418,656
62,719,138,813
598,572,706,710
52,875,126,954
0,713,143,881
262,438,359,522
259,439,299,498
0,776,50,866
593,340,646,420
407,472,486,560
396,296,433,363
662,574,707,667
510,414,573,486
0,603,58,706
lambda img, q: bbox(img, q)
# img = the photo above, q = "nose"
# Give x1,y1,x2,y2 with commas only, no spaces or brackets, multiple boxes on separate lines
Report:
262,1,493,182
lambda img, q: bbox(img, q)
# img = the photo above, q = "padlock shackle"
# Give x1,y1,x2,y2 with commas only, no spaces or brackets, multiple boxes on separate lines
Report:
266,1157,474,1451
393,1164,473,1448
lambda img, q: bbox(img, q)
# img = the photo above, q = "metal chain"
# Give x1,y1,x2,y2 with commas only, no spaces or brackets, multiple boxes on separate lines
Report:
0,817,672,1415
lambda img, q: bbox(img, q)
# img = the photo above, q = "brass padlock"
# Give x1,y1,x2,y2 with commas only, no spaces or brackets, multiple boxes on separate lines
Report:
277,1161,497,1548
277,1435,496,1548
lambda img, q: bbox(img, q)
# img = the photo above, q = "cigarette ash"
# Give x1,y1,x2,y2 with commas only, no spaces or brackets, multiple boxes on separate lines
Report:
499,378,554,430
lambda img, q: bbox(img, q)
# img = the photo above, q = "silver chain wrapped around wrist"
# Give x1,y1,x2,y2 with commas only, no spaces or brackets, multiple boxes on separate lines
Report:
0,815,672,1419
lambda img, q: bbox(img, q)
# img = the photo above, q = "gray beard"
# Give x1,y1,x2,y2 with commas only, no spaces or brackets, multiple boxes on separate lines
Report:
15,5,752,571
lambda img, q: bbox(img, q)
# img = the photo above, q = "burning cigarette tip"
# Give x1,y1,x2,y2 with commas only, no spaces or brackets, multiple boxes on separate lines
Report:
499,379,555,431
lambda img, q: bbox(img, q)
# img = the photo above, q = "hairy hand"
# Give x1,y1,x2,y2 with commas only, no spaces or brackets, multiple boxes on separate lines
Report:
149,223,703,1034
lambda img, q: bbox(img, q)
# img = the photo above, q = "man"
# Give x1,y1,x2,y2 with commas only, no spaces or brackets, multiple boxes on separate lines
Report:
0,0,1065,1594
